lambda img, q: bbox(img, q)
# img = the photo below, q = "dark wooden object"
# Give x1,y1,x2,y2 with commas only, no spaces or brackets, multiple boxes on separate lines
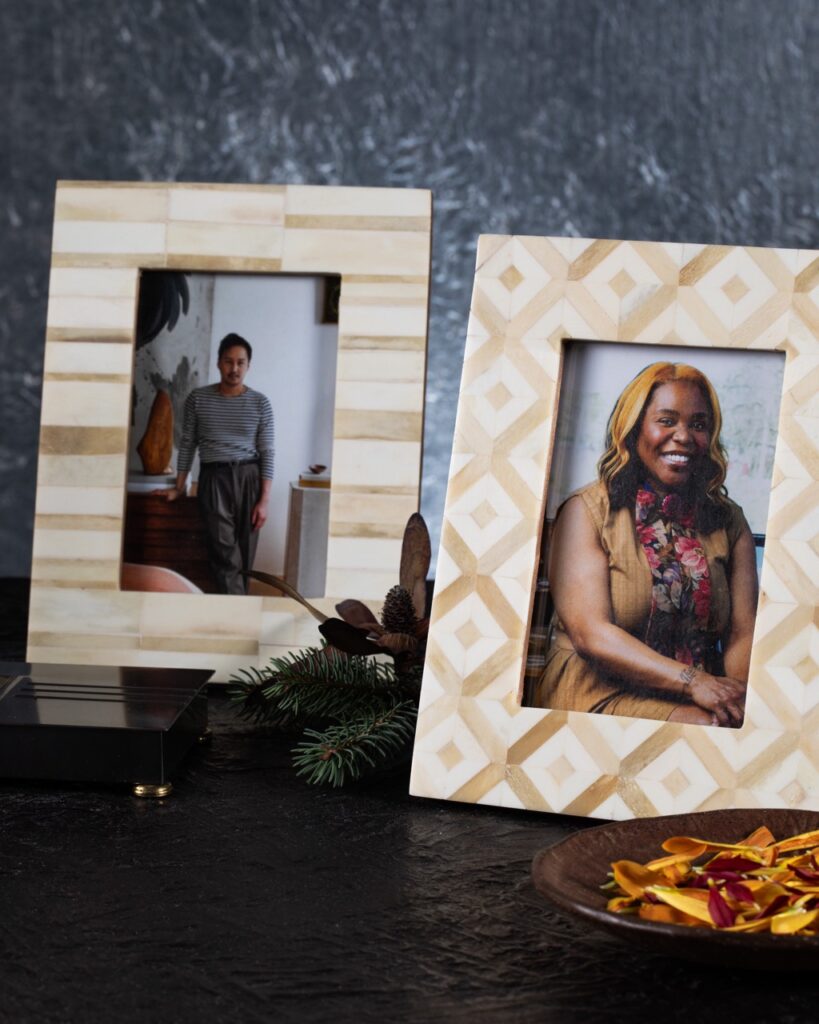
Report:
0,661,212,789
123,492,216,592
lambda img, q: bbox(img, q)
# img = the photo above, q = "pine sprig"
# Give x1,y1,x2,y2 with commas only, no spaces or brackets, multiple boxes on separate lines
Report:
291,701,418,788
229,647,422,781
229,649,410,724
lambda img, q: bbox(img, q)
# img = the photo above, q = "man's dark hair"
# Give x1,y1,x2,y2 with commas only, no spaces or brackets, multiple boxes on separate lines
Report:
218,333,252,361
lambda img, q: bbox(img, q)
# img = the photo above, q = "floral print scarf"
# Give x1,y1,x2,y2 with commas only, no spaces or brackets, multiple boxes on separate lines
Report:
635,484,714,670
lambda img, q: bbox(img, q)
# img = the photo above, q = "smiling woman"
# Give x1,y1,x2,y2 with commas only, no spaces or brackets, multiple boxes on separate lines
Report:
531,361,759,727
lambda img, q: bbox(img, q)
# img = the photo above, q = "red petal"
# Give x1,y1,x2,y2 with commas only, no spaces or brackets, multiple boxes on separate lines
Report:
724,882,754,903
752,893,790,920
705,855,760,873
708,887,736,927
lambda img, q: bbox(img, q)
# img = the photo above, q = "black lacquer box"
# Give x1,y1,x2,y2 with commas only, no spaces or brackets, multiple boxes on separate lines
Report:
0,661,213,795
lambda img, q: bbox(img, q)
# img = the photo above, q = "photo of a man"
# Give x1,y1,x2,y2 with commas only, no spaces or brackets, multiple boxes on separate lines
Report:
163,332,275,594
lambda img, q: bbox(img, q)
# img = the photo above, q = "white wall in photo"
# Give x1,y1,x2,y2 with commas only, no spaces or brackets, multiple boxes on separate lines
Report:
208,274,339,578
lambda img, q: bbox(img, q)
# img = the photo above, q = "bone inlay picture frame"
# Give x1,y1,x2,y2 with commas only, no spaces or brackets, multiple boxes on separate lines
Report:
410,235,818,820
28,181,432,680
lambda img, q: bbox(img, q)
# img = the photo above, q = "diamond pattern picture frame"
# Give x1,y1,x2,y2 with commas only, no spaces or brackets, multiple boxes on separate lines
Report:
410,235,818,820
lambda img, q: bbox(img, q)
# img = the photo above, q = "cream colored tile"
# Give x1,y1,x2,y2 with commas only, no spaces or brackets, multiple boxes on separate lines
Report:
40,380,131,427
53,221,166,255
285,185,431,218
331,440,421,487
46,296,137,330
281,229,430,276
326,536,402,571
32,528,122,560
336,350,425,383
334,380,424,413
28,586,142,635
140,593,262,639
36,485,124,516
333,409,422,443
258,610,298,646
166,222,284,259
44,341,134,376
168,188,285,224
324,568,397,601
35,454,127,488
338,302,428,338
48,267,139,298
55,186,168,222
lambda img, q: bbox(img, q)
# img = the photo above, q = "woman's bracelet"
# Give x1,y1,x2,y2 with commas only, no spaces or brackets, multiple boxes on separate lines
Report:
679,665,697,698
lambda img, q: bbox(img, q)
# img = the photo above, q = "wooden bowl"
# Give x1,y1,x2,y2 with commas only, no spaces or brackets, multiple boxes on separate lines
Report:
532,808,819,971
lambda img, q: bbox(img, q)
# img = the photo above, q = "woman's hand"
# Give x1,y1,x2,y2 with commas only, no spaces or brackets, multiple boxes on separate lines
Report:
687,672,746,727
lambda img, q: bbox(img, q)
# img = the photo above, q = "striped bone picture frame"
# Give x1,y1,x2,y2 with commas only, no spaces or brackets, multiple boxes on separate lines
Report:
28,181,432,680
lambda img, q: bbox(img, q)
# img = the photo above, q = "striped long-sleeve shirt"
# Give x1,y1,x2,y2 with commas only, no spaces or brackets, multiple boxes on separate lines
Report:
177,385,275,480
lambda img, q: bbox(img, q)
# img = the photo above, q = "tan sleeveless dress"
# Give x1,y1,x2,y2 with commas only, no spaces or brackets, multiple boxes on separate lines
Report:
533,480,749,720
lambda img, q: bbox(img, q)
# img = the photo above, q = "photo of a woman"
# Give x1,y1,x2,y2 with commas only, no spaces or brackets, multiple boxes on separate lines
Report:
533,361,759,727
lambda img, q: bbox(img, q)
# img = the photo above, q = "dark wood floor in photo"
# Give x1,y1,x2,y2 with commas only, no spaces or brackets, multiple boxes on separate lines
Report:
1,579,818,1022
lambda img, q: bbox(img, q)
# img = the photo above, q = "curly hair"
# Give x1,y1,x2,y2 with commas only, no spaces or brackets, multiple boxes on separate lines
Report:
597,362,731,532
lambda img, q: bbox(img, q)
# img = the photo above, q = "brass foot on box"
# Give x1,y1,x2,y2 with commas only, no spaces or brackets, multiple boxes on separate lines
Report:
132,782,173,799
197,728,213,745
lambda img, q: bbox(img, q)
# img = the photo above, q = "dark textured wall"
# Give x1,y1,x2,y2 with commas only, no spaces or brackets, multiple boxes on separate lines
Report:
1,0,816,575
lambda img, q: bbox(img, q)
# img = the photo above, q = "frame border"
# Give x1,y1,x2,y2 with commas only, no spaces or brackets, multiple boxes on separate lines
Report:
28,181,432,679
410,235,818,820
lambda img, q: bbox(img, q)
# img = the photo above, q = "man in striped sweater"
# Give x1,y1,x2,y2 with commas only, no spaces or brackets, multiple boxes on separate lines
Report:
164,333,275,594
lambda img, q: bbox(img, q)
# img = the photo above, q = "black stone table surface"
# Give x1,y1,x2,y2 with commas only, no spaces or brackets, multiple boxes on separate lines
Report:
2,580,817,1023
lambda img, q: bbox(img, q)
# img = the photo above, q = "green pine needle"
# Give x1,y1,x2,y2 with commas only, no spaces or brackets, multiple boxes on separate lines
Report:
228,647,415,726
228,649,422,784
291,701,418,787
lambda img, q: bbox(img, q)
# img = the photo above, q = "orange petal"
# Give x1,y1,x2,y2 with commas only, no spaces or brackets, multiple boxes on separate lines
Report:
611,860,662,898
661,836,710,857
661,861,691,885
606,896,637,913
638,903,705,927
775,831,819,854
741,825,776,848
663,836,764,858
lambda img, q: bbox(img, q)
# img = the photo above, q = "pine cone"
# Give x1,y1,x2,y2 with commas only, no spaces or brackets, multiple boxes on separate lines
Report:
380,585,418,636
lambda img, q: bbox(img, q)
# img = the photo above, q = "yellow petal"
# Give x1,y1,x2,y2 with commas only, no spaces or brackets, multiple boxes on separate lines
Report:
645,886,714,924
722,918,774,934
645,851,695,871
770,908,819,935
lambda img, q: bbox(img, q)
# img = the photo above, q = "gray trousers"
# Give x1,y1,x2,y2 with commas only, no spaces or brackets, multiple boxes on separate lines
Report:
198,461,260,595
